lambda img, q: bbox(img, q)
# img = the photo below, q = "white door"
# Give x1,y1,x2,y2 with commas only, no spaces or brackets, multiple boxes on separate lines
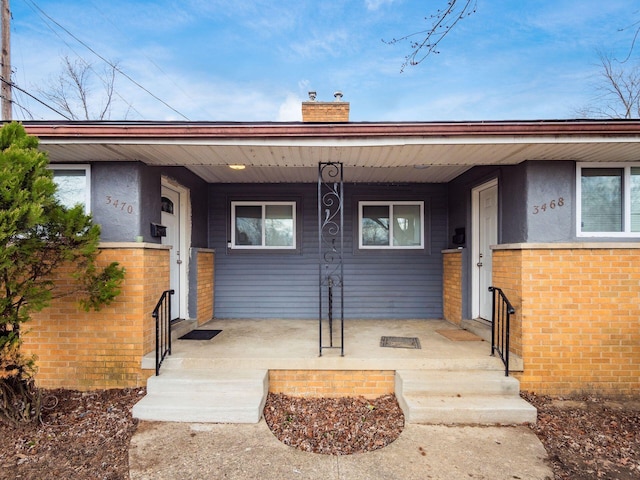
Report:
161,185,182,320
472,180,498,320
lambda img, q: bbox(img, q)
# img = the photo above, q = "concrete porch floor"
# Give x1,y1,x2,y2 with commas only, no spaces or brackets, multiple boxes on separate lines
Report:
135,318,536,425
150,318,511,372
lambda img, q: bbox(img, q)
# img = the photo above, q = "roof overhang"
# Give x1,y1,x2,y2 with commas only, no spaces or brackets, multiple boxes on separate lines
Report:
21,120,640,183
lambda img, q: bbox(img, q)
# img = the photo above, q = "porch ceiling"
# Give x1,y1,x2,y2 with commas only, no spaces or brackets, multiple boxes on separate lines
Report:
23,120,640,183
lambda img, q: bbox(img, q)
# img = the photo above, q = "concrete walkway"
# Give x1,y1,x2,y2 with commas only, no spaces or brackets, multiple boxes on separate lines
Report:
129,420,553,480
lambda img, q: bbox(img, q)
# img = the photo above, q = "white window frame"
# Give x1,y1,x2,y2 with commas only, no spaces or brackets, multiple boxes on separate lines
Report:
577,162,640,237
358,201,425,249
231,201,297,249
49,164,91,213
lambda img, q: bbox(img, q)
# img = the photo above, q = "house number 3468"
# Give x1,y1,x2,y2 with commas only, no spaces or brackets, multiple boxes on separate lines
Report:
105,195,134,214
532,197,564,214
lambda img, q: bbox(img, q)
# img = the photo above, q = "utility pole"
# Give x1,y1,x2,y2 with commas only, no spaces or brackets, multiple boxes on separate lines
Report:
1,0,11,120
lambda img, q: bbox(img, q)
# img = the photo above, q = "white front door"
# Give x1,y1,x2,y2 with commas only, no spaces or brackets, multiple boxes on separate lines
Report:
472,179,498,320
161,185,182,320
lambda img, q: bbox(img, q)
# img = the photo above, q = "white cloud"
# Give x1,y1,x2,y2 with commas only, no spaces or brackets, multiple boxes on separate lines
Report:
288,29,353,59
118,70,282,121
277,94,303,121
365,0,397,11
9,0,633,123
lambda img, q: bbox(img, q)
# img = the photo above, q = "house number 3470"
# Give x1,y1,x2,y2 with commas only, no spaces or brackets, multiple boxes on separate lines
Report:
532,197,564,214
105,196,134,214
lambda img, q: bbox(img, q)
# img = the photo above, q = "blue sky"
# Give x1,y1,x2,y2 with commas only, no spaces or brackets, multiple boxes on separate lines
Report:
8,0,640,121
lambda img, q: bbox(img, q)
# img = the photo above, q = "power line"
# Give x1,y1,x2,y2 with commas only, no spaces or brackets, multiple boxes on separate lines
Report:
87,0,212,118
22,0,190,120
17,1,144,120
1,76,73,119
15,0,127,119
10,90,35,119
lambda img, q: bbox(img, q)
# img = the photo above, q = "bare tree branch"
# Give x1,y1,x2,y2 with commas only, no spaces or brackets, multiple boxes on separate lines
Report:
580,51,640,119
383,0,477,72
37,55,118,120
98,62,116,120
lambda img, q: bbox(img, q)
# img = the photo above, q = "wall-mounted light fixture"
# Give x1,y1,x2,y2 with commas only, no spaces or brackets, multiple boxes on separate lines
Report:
229,164,246,170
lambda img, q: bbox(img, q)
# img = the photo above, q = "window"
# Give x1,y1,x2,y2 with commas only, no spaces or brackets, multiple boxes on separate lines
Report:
231,202,296,249
161,196,174,214
359,201,424,249
578,164,640,236
51,165,91,212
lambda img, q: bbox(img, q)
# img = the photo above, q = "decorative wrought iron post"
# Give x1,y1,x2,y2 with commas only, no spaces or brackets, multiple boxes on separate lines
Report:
318,162,344,356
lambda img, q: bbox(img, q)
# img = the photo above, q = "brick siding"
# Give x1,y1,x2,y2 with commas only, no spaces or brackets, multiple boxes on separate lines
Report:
195,249,215,325
442,249,463,325
302,102,350,122
269,370,395,398
493,244,640,396
22,244,170,390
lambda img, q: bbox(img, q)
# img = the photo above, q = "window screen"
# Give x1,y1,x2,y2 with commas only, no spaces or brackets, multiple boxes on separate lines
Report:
232,202,296,248
359,201,424,249
581,168,623,232
52,167,90,212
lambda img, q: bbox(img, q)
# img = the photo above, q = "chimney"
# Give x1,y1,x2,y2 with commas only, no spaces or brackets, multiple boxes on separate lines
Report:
302,91,350,123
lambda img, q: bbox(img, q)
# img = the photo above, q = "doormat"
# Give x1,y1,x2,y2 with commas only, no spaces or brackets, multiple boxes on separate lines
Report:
179,329,222,340
380,336,421,349
436,329,483,341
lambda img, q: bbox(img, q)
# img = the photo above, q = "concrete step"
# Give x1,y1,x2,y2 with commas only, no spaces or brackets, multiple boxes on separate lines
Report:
143,354,508,372
170,319,197,342
146,369,266,395
132,369,268,423
396,370,521,396
396,370,537,425
399,393,538,425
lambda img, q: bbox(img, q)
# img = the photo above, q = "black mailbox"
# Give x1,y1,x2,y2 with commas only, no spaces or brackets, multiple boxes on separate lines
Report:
150,223,167,237
452,227,465,245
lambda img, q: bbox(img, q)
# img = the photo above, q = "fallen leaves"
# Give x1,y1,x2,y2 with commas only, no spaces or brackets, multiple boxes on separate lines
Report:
523,392,640,480
0,388,142,480
0,388,638,480
263,393,405,455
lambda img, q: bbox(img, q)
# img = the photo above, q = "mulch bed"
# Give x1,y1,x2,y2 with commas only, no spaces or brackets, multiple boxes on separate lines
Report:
1,388,639,479
523,392,640,480
0,388,143,480
263,393,405,455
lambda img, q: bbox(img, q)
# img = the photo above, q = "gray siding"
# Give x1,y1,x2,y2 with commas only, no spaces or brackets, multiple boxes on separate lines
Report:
446,160,621,319
92,162,149,243
210,183,448,319
525,161,575,242
91,163,209,318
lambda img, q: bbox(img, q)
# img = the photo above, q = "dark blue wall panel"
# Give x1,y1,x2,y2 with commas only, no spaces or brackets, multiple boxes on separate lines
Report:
209,182,448,319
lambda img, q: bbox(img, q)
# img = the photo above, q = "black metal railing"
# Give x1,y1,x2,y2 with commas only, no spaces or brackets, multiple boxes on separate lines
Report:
489,286,515,376
153,289,174,375
318,161,344,357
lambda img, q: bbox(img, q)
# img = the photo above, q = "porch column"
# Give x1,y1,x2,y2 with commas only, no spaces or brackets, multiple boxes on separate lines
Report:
22,243,170,390
492,243,640,397
442,248,463,325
